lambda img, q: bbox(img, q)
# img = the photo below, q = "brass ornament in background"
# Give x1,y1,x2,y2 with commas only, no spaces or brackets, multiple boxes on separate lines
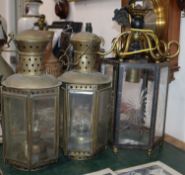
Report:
44,31,62,77
55,0,70,19
98,28,180,63
117,0,168,40
145,0,167,39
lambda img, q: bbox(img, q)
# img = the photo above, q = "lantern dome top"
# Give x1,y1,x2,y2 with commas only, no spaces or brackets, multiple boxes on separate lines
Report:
59,70,111,85
71,32,101,44
15,30,50,43
2,73,61,89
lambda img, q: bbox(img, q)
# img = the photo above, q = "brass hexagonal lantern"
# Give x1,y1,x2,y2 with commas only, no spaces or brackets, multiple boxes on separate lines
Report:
1,30,61,170
58,32,112,160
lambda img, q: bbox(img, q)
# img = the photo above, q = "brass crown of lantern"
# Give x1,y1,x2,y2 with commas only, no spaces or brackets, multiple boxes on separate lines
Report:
99,0,180,62
99,28,180,62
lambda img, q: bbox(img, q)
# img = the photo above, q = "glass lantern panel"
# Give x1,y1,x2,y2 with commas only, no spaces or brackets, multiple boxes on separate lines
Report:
118,68,154,146
68,91,94,153
3,95,27,163
101,64,114,81
96,89,111,150
0,86,2,143
31,95,57,165
0,124,2,143
60,88,65,147
155,66,168,140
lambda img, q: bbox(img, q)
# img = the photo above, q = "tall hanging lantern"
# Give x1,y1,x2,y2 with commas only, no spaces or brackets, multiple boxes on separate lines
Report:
1,30,61,170
100,0,179,154
102,60,169,154
58,32,112,160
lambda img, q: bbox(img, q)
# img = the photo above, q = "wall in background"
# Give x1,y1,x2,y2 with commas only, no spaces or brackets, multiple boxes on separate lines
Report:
40,0,121,52
166,17,185,142
0,0,16,65
0,0,185,142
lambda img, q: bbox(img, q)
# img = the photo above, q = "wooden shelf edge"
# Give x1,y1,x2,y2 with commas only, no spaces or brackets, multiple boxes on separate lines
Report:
165,134,185,151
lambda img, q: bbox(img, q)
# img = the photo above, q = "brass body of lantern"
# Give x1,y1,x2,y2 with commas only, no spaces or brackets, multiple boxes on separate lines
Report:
1,30,61,170
58,32,111,160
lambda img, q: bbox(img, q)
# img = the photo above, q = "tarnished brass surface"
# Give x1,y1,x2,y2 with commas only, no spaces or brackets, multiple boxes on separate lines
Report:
126,68,141,83
3,74,59,89
15,30,50,43
70,32,101,72
3,30,61,89
60,71,111,85
2,30,60,170
142,0,167,39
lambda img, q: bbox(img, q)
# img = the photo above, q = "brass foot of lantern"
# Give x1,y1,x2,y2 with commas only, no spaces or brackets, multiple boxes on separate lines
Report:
69,152,91,160
113,146,118,154
147,149,152,157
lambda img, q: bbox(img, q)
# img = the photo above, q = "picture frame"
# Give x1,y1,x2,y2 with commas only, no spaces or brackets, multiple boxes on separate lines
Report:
85,168,116,175
115,161,182,175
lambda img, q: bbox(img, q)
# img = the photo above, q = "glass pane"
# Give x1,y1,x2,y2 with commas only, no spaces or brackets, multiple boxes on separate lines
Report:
68,91,94,153
118,68,154,146
31,95,56,165
0,120,2,143
0,86,2,143
4,95,27,163
155,67,168,139
60,88,64,147
101,64,113,81
97,89,111,149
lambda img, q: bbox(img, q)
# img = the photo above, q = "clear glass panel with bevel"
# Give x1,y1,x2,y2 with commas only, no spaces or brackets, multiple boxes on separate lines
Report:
118,68,154,146
31,95,57,165
155,66,168,140
68,91,94,153
96,89,111,150
3,94,27,163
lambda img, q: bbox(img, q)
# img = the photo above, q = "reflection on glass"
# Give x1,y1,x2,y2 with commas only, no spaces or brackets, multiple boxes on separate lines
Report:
32,96,56,164
155,67,168,139
97,90,110,149
4,96,27,163
119,69,154,145
68,91,94,152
